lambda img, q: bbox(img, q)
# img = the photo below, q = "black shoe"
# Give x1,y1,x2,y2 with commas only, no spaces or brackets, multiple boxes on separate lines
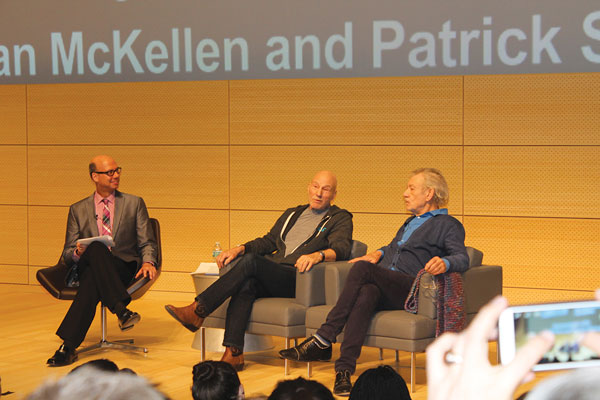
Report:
279,336,332,362
118,310,140,331
333,369,352,396
47,344,77,367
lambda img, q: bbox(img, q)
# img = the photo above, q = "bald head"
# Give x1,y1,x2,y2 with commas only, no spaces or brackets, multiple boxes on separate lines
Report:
89,155,121,196
89,155,116,176
308,170,337,211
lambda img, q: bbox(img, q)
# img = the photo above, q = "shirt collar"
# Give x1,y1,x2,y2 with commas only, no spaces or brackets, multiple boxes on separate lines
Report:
94,191,116,205
417,208,448,218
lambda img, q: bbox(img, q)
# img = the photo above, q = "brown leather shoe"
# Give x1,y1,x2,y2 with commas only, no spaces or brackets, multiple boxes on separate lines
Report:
221,346,245,371
164,301,205,332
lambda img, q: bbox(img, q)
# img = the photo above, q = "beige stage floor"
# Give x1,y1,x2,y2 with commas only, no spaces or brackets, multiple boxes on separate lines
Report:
0,284,556,399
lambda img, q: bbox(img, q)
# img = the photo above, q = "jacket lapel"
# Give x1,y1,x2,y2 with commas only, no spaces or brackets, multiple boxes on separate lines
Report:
112,190,124,237
87,193,100,236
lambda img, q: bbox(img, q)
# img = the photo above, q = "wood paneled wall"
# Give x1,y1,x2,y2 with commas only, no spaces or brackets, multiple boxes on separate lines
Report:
1,73,598,304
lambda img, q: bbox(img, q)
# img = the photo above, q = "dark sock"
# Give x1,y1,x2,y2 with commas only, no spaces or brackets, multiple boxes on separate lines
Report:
62,340,76,351
313,333,331,348
117,308,131,320
114,302,127,318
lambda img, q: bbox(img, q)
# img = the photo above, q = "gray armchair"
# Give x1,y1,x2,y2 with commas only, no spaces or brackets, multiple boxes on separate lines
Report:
198,241,368,375
305,247,502,392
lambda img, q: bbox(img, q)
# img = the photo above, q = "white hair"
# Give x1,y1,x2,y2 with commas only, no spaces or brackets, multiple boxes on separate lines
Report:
525,367,600,400
27,365,166,400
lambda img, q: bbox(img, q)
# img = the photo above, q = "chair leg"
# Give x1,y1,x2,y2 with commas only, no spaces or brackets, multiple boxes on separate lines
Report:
284,338,291,376
77,305,147,356
379,348,383,360
200,327,206,361
410,352,416,393
307,361,312,378
395,350,399,362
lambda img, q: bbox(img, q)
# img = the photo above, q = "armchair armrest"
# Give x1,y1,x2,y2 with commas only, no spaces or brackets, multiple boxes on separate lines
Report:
416,264,503,319
463,264,503,314
416,272,437,318
323,261,354,305
295,263,327,307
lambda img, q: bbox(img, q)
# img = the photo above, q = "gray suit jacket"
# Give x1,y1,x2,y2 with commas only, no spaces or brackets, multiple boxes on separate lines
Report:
62,190,158,269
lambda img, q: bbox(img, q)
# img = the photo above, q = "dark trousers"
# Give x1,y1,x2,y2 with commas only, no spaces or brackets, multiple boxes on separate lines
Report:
316,261,414,373
56,241,136,348
195,253,296,349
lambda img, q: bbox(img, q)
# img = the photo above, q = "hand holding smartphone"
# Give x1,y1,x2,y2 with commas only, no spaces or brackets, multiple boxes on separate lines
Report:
498,300,600,371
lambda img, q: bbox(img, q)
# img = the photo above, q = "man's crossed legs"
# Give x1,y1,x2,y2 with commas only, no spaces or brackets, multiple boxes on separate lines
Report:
279,261,414,395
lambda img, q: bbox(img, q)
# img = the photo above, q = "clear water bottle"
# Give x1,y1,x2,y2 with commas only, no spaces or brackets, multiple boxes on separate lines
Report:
212,242,222,262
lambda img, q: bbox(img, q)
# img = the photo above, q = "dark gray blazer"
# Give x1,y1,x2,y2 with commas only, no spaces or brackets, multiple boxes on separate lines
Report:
62,190,158,269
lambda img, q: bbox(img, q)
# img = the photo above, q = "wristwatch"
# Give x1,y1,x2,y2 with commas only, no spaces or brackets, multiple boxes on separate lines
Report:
319,250,326,262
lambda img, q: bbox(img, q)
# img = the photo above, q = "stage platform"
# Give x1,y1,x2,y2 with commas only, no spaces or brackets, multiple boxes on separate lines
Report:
0,284,554,399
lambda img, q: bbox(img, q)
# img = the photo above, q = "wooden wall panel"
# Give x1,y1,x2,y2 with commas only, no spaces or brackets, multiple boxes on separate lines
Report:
28,146,229,209
6,73,600,300
28,206,69,266
230,76,463,145
229,210,283,249
464,216,600,292
464,73,600,145
28,81,229,145
0,145,27,205
28,266,46,286
230,146,463,214
464,146,600,218
149,209,229,273
0,205,27,265
28,147,113,206
0,85,26,144
0,265,28,284
503,288,596,305
151,271,195,293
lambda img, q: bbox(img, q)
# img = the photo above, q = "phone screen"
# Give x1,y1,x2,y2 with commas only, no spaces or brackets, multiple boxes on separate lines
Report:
514,305,600,366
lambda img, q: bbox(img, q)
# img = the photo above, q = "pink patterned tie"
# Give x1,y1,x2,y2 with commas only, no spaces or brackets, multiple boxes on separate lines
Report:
101,199,112,236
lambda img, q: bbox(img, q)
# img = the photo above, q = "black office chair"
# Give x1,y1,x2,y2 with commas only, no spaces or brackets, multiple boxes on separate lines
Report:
36,218,162,355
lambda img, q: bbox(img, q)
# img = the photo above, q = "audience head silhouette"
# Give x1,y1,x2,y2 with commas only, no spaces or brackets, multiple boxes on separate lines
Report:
268,377,334,400
192,361,243,400
349,365,411,400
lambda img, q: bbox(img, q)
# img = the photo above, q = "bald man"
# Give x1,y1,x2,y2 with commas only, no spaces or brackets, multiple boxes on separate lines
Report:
166,171,353,371
47,155,158,367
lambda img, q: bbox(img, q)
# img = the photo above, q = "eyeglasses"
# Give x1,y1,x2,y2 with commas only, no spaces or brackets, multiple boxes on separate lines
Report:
94,167,122,177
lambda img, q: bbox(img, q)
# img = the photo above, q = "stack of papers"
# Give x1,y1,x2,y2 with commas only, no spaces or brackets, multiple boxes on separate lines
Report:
191,262,219,275
76,235,115,247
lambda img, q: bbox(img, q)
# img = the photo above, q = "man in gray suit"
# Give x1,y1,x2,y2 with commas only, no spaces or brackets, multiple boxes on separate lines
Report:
47,155,158,367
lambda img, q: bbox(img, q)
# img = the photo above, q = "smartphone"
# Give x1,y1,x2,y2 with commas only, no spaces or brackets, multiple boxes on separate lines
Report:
498,300,600,371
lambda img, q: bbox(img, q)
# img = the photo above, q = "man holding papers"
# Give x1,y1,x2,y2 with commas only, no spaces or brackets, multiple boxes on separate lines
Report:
46,155,158,367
